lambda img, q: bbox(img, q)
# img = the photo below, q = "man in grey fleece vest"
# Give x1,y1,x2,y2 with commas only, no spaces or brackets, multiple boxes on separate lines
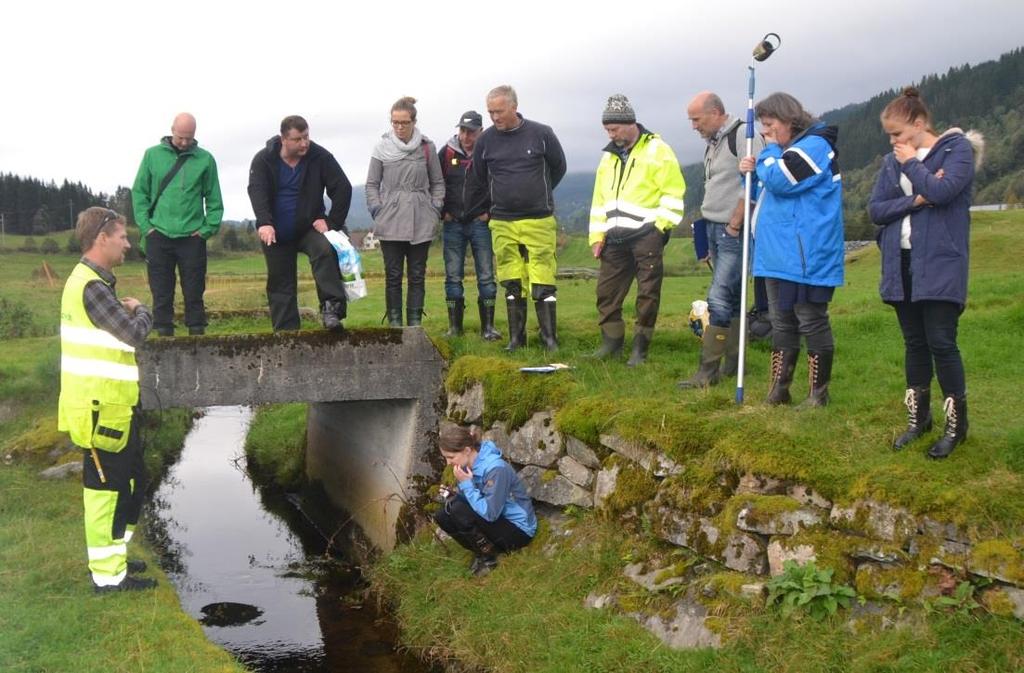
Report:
679,92,764,389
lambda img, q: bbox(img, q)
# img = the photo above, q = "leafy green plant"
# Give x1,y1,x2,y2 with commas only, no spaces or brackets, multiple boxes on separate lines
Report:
765,560,858,621
926,579,988,617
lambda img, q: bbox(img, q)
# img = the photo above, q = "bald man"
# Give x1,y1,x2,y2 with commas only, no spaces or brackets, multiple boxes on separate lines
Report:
679,92,763,389
132,113,224,336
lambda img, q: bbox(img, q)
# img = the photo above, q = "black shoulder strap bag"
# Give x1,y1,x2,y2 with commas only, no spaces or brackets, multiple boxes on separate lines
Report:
147,153,190,218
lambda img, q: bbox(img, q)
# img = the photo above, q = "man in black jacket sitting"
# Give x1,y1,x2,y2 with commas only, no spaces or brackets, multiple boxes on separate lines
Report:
247,115,352,331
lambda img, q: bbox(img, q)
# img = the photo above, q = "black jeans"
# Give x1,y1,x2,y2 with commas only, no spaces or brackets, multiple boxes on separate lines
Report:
146,231,208,332
381,240,431,310
262,228,347,331
892,251,965,395
434,494,532,556
765,278,834,352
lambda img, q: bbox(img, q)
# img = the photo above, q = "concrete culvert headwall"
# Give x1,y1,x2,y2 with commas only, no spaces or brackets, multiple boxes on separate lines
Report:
137,328,447,552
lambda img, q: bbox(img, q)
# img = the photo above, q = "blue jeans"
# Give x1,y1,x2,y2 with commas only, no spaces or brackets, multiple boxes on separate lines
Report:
443,219,497,301
706,222,743,327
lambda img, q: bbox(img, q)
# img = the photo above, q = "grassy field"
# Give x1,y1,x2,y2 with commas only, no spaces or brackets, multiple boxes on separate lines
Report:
1,212,1022,672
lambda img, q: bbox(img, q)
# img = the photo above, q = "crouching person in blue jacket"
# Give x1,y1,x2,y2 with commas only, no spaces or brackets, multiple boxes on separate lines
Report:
434,421,537,576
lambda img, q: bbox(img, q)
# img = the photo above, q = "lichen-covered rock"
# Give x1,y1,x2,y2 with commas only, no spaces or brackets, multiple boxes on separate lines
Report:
631,599,722,650
766,539,817,576
507,411,562,467
483,421,511,453
736,472,787,496
518,465,591,508
599,433,681,477
850,547,903,565
967,539,1024,586
446,382,484,424
583,592,616,610
565,435,601,469
593,463,620,509
1003,586,1024,620
39,461,82,480
787,484,833,510
830,500,917,544
855,561,925,601
650,506,721,552
737,503,823,536
920,517,972,546
557,455,594,489
719,532,767,575
623,562,686,592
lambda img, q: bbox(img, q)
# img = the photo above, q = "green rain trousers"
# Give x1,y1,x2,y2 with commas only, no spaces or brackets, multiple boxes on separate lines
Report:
489,216,558,298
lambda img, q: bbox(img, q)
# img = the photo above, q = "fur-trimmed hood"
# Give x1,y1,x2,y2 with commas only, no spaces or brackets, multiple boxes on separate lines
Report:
941,127,985,170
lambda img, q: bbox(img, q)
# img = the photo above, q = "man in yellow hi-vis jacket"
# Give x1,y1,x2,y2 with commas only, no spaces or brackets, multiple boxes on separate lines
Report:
58,207,156,593
589,94,686,366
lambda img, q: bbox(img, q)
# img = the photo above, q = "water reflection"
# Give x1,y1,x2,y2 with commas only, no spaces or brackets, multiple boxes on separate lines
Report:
146,406,431,673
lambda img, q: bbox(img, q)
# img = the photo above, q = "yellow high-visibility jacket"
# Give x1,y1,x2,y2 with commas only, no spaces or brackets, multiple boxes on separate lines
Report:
58,263,138,452
589,130,686,246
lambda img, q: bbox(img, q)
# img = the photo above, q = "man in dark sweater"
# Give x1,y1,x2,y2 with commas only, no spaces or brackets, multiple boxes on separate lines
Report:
247,115,352,331
466,85,567,351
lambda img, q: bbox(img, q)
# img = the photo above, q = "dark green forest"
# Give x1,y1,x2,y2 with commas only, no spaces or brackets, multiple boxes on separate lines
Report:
0,174,132,236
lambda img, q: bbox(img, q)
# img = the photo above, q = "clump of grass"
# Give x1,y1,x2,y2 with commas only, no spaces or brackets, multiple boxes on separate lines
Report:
244,403,308,490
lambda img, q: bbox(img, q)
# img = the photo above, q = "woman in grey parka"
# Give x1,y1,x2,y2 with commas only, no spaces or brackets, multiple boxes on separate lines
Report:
366,96,445,326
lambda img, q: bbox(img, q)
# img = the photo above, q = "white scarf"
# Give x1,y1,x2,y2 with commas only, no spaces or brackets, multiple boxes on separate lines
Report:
372,128,424,163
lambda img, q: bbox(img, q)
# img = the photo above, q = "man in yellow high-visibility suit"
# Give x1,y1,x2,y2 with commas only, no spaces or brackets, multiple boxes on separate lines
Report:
58,207,156,592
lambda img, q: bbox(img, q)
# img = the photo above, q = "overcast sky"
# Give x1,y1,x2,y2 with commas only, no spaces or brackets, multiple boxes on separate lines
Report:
2,0,1022,220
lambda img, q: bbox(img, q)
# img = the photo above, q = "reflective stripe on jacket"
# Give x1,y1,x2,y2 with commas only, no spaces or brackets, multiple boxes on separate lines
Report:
58,263,138,449
588,130,686,246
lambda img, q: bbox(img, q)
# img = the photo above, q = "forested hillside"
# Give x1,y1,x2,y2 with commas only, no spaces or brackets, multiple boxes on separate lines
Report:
684,47,1024,239
824,47,1024,237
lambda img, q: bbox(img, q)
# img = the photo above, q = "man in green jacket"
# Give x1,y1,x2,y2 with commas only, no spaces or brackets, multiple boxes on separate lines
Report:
132,113,223,336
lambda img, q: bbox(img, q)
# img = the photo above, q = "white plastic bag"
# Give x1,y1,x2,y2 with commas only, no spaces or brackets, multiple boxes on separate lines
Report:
688,299,709,339
323,230,367,302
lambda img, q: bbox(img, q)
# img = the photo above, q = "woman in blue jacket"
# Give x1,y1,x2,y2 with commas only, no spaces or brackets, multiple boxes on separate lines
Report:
868,88,983,459
434,421,537,576
739,93,844,407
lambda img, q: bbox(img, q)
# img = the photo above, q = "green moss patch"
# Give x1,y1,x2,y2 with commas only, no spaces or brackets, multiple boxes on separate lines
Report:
602,456,658,516
970,539,1024,584
446,356,575,429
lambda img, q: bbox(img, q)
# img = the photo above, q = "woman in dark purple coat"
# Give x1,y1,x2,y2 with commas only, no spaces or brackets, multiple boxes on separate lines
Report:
868,87,984,459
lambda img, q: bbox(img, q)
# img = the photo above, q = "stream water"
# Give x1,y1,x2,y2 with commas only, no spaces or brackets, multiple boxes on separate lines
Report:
145,406,433,673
